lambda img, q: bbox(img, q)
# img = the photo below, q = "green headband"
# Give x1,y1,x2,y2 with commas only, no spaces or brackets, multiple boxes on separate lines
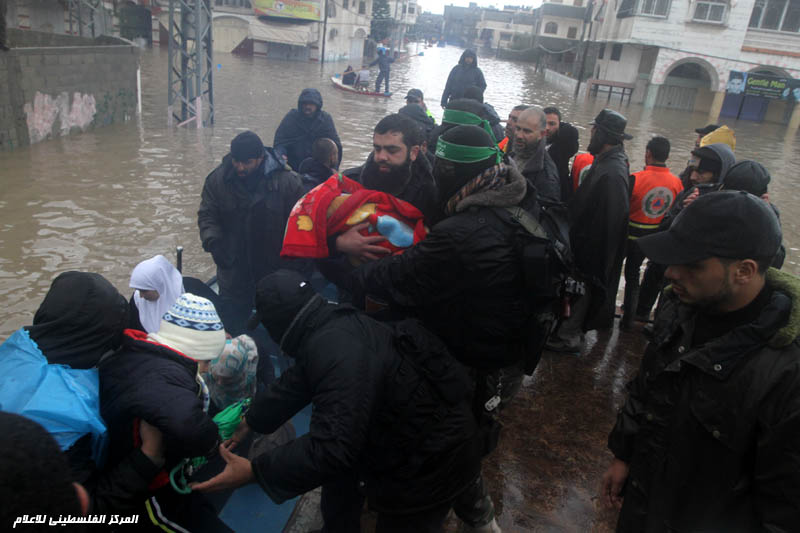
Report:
435,138,503,165
442,109,498,145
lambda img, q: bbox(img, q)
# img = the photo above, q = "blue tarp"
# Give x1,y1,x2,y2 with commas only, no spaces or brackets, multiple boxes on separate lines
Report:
0,328,108,466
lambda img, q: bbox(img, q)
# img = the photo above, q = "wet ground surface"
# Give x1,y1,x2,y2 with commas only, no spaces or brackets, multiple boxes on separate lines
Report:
285,319,647,532
471,325,646,532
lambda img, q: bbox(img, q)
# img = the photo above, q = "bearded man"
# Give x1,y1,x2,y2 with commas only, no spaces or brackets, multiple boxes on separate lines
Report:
546,109,632,353
510,107,560,203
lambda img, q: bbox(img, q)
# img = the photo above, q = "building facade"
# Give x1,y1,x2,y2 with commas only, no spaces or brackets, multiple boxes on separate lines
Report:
589,0,800,124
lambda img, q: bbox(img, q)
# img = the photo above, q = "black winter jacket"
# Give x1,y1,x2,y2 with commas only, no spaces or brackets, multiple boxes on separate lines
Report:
274,89,343,170
245,299,480,512
441,50,487,107
609,269,800,532
297,157,335,193
349,167,542,370
546,121,579,202
198,147,306,300
99,331,219,484
569,144,630,330
512,140,561,203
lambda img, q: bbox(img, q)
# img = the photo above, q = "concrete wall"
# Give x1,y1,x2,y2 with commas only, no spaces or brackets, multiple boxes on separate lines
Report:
544,68,578,93
0,30,139,151
595,43,641,84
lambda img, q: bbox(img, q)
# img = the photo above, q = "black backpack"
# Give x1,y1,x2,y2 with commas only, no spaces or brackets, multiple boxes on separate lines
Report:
494,201,578,374
365,319,473,474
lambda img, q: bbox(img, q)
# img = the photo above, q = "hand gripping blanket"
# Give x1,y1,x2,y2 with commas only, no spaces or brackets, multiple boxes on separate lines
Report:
281,174,427,259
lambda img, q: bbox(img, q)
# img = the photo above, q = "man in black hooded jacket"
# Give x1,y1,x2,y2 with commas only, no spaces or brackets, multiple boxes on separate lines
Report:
441,50,486,107
274,88,343,170
191,270,482,533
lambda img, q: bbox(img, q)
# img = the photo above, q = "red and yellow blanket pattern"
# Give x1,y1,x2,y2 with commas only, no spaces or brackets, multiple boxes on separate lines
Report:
281,174,427,259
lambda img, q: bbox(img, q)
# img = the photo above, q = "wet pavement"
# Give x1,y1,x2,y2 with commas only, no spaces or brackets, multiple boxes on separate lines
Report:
472,325,646,532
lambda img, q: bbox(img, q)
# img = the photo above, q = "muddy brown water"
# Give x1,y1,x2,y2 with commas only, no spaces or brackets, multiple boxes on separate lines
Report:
2,44,799,531
2,45,799,334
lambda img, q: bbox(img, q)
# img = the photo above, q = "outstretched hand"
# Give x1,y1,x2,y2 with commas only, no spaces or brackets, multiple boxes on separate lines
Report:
189,445,254,493
335,222,390,263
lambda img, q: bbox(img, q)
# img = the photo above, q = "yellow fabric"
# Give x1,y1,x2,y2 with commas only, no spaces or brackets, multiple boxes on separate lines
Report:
700,125,736,152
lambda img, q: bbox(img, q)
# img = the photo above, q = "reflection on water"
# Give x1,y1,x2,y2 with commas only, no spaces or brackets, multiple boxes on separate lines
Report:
1,45,799,336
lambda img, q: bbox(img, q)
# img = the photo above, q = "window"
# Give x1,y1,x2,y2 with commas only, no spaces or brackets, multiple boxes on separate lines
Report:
544,21,558,34
408,5,415,13
567,26,578,38
500,32,512,40
693,1,727,23
359,0,366,14
610,43,623,60
343,0,348,8
640,0,671,16
598,43,605,59
749,0,800,32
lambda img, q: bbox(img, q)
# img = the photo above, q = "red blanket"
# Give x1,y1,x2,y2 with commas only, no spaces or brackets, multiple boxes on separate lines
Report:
281,174,427,259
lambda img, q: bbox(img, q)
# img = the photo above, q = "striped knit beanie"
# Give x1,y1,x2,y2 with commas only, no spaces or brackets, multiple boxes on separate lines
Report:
149,293,226,361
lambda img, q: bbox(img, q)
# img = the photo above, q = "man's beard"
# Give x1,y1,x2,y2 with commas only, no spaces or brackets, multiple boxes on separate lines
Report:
363,155,413,195
673,275,733,312
587,132,605,156
515,137,541,159
546,130,557,144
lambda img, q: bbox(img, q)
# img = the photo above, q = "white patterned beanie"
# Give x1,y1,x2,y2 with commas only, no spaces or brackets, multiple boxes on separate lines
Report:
148,293,226,361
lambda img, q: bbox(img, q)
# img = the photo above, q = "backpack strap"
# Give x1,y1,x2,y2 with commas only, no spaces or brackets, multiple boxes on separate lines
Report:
504,206,548,240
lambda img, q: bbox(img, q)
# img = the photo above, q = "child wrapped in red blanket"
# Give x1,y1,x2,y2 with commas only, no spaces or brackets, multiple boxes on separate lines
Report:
281,174,427,262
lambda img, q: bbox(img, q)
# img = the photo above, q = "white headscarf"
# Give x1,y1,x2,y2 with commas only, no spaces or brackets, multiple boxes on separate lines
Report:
129,255,184,333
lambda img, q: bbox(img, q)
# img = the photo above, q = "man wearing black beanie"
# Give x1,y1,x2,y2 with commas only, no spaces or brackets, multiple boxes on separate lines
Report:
198,130,306,382
345,125,561,532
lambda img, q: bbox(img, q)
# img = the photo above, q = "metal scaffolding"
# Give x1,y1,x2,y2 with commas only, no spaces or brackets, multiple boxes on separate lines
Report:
167,0,214,128
67,0,106,38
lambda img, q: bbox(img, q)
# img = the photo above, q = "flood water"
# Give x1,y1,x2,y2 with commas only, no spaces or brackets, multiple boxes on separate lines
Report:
1,44,800,337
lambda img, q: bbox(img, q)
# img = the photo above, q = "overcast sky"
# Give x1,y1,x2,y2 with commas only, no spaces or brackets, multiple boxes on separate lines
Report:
419,0,544,15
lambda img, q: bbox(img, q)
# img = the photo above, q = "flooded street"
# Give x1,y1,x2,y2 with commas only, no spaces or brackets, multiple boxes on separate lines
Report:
1,46,800,334
1,45,800,531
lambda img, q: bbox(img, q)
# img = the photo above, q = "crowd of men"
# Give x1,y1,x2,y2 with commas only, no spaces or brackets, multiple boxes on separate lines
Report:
2,50,799,533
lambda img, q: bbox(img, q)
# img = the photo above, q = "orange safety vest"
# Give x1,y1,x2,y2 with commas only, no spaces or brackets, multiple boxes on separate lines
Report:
629,165,684,234
571,153,594,191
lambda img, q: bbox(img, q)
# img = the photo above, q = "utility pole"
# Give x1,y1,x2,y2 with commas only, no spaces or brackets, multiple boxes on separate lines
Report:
321,0,329,65
574,0,594,99
167,0,214,128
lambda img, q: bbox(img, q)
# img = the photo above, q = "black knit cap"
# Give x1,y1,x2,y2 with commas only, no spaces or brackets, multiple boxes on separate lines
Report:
231,131,264,162
247,270,316,343
721,160,770,196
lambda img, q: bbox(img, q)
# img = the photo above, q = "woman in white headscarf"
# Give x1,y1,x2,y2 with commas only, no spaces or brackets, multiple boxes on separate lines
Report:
128,255,184,333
